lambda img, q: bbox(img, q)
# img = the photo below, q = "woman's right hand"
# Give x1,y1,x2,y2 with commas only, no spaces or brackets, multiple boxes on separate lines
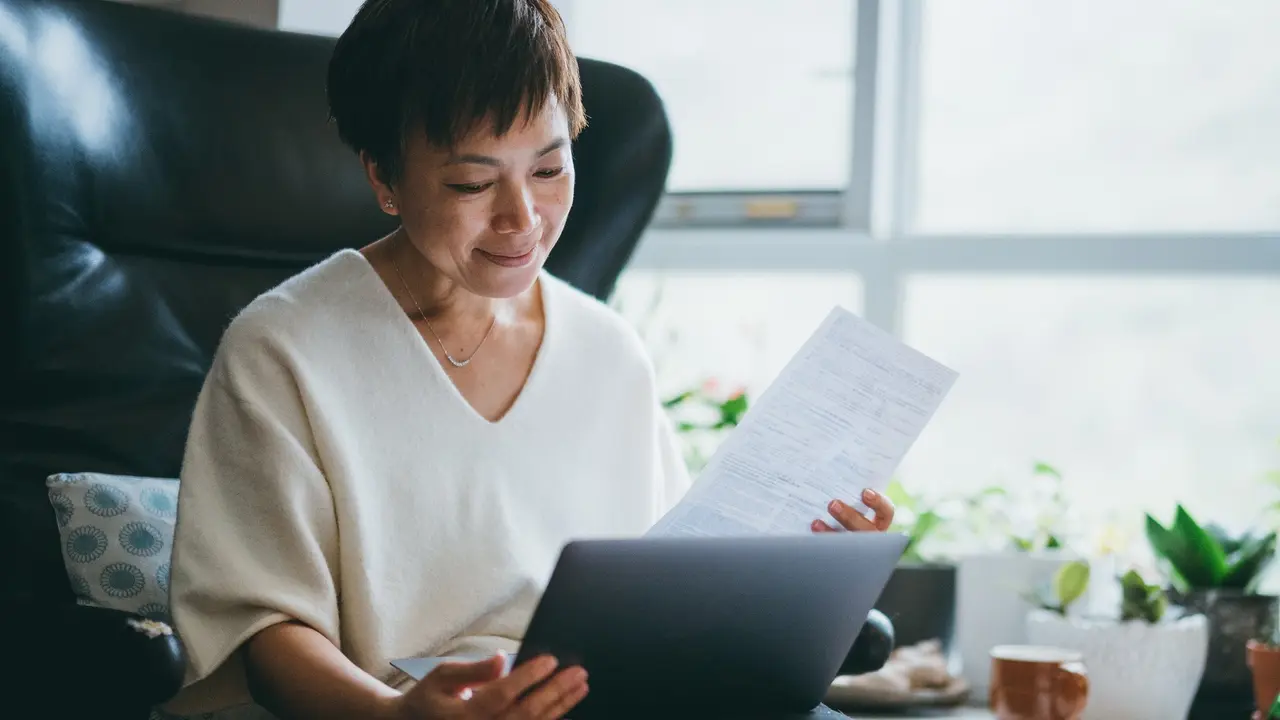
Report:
388,653,589,720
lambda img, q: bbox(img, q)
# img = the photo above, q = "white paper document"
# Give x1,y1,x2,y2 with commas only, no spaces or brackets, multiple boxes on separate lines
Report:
646,306,958,538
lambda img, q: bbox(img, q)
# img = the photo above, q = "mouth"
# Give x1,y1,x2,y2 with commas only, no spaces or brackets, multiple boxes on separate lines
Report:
477,244,538,268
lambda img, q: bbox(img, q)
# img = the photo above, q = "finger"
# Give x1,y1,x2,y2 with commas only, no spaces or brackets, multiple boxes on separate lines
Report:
811,519,838,533
516,667,588,718
862,488,895,530
426,654,507,695
470,655,559,714
828,499,877,532
537,674,590,719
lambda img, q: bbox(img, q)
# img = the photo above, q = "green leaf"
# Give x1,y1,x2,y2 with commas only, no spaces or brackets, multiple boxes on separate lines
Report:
1171,506,1229,585
1053,561,1090,609
1204,523,1248,555
663,390,695,408
913,510,942,544
1145,510,1224,589
1033,462,1063,481
1223,531,1278,591
1118,569,1167,623
1045,535,1063,549
1269,693,1280,720
884,480,917,513
718,394,749,425
1011,536,1034,552
1120,570,1143,597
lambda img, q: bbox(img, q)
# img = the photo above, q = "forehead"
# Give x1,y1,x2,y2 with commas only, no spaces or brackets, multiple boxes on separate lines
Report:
414,96,571,158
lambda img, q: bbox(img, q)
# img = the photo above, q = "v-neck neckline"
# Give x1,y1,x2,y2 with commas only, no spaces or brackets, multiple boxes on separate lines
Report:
344,248,556,429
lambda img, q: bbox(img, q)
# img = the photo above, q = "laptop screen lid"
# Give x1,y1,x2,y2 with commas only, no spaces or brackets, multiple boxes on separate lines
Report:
513,532,908,718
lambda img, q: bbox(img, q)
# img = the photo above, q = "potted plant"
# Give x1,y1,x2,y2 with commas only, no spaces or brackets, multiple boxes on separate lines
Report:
954,462,1077,697
1249,628,1280,719
1145,504,1278,709
867,480,959,664
1025,560,1209,720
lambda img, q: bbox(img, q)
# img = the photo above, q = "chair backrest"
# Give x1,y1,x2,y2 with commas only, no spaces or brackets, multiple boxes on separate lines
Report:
0,0,672,608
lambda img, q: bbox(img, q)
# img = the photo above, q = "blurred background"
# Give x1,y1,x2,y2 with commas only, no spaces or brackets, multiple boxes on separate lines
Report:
121,0,1280,571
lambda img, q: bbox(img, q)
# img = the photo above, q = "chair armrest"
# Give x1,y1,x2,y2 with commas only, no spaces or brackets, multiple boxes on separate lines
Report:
838,608,895,676
29,603,187,715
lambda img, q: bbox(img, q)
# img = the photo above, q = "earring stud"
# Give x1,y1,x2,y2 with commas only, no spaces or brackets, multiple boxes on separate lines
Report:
383,198,395,209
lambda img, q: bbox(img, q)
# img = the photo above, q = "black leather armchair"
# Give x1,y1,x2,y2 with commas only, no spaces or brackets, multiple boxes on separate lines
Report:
0,1,892,716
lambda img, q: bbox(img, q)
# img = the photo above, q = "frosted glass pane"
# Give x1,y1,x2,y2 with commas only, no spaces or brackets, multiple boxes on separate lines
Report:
914,0,1280,233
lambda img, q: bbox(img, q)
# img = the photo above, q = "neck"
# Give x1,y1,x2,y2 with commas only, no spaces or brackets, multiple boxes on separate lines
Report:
388,229,522,332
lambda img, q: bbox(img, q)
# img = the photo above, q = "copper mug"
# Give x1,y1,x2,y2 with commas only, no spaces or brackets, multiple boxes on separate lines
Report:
989,645,1089,720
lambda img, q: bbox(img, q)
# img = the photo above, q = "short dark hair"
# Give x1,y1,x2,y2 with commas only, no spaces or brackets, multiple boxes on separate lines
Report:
326,0,586,184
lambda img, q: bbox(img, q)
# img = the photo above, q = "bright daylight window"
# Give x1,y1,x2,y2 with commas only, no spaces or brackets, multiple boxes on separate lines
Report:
592,0,1280,556
912,0,1280,234
612,272,862,396
569,0,854,192
898,275,1280,532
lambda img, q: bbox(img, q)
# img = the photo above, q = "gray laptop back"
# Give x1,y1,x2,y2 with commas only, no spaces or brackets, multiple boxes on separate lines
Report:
515,532,908,718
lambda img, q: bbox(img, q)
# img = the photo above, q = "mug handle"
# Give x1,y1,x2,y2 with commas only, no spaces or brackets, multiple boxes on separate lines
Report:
1054,660,1090,720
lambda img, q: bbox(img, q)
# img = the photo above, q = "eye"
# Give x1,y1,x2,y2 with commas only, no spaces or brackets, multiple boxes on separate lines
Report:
534,167,565,179
447,182,492,194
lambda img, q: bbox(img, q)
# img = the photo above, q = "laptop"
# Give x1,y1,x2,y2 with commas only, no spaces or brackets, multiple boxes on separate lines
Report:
396,532,907,719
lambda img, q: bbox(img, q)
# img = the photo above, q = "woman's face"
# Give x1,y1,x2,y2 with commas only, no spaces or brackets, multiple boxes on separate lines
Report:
375,98,575,299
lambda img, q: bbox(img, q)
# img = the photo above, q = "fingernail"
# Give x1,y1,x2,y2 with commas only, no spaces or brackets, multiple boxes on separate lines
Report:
540,656,559,672
862,488,877,502
830,499,846,512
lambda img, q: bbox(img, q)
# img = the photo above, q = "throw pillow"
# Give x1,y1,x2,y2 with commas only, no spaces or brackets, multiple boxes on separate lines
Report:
46,472,179,622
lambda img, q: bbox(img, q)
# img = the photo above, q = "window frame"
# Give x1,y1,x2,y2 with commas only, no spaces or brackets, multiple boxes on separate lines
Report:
617,0,1280,336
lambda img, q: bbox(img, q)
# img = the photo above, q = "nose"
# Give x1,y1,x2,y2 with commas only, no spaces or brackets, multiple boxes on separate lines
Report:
493,180,540,236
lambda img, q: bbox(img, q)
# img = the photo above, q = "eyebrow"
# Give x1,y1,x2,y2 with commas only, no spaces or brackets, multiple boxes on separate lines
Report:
445,138,568,167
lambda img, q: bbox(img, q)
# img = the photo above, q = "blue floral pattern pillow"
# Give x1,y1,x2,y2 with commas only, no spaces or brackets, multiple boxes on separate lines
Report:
47,472,179,622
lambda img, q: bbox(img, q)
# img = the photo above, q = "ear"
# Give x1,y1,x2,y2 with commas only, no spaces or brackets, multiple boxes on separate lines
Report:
361,151,399,216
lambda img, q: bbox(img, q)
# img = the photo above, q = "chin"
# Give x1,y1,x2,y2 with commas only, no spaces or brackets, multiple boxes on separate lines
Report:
468,245,547,298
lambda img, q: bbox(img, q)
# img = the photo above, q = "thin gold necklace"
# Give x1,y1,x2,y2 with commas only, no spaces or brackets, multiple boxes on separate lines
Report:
389,254,496,369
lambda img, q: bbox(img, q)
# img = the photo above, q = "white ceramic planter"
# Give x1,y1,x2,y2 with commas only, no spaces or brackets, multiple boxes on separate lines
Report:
1026,609,1209,720
956,550,1072,697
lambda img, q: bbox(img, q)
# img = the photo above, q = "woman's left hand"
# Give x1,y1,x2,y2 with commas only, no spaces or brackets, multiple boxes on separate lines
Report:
811,488,895,533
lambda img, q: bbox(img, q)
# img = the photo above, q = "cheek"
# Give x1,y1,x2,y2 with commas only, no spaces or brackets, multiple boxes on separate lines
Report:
404,197,488,254
539,179,574,222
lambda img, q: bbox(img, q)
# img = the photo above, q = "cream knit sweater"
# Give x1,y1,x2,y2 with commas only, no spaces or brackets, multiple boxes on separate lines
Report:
166,250,691,714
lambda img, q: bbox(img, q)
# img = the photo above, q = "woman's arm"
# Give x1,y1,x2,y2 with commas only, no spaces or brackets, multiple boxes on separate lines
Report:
246,622,589,720
245,621,403,720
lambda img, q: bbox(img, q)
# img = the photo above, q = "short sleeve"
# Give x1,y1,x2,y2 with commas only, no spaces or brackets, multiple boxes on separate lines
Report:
165,331,340,713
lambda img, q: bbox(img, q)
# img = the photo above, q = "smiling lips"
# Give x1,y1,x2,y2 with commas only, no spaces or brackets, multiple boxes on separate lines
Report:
478,244,538,268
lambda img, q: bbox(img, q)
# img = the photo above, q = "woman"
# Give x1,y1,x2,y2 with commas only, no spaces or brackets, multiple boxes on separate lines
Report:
167,1,896,718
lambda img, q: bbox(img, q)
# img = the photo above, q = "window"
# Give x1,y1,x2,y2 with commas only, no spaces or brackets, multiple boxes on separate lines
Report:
617,1,1280,546
611,271,862,397
277,0,360,35
897,275,1280,529
912,0,1280,234
569,0,856,193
